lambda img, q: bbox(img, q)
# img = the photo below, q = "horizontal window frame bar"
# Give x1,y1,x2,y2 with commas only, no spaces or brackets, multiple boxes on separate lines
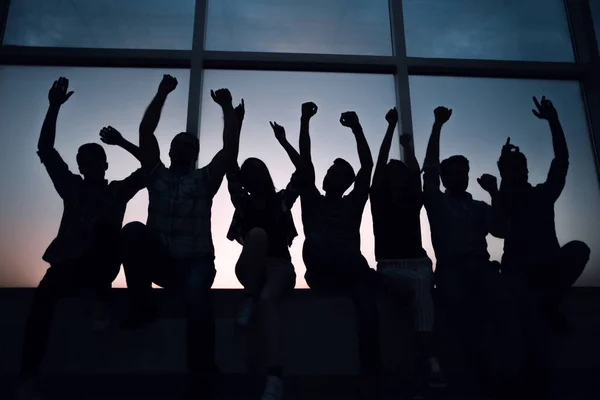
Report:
407,57,589,80
0,46,594,80
202,50,397,73
0,46,192,68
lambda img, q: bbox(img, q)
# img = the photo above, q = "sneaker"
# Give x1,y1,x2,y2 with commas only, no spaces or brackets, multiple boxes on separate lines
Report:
119,305,157,330
426,358,447,389
260,375,283,400
15,378,43,400
236,296,254,328
91,301,111,331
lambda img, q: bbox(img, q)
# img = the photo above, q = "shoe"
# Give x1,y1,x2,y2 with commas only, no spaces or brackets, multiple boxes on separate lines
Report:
236,296,254,328
260,375,283,400
91,301,111,331
426,358,447,389
15,378,43,400
119,305,157,330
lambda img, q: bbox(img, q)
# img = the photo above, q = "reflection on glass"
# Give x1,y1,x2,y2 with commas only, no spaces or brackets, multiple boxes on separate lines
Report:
0,66,190,288
200,70,398,288
409,76,600,286
403,0,574,62
3,0,195,50
205,0,392,55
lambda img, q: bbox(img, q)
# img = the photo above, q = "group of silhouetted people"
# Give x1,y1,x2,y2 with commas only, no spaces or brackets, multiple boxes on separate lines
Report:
16,75,591,400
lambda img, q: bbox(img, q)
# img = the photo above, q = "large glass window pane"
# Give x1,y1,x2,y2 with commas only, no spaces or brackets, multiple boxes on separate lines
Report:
3,0,195,50
403,0,574,62
409,76,600,286
0,67,190,287
205,0,392,55
200,70,398,288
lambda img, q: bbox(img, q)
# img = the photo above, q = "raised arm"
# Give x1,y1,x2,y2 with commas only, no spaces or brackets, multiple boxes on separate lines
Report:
139,74,178,170
372,108,398,189
207,89,241,184
340,111,373,195
37,77,77,198
400,134,421,175
423,106,452,194
299,102,318,165
100,126,142,162
532,96,569,201
297,102,318,187
399,133,424,205
477,173,507,238
39,77,73,152
271,121,303,170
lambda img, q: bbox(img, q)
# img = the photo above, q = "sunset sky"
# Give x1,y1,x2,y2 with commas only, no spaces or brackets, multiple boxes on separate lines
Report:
0,0,598,288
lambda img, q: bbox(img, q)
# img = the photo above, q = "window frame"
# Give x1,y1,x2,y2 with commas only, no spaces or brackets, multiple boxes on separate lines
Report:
0,0,598,243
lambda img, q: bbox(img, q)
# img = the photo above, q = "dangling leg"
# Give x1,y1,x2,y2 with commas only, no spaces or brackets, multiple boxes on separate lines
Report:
234,227,269,327
17,263,79,399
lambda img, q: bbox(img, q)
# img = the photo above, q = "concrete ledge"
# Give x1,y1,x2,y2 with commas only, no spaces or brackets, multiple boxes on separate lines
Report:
1,371,599,399
0,288,599,379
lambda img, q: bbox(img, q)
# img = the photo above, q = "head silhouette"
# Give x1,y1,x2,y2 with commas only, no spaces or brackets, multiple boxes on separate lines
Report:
239,157,276,196
323,158,355,196
498,150,529,186
77,143,107,181
383,159,411,202
440,155,469,194
169,132,199,169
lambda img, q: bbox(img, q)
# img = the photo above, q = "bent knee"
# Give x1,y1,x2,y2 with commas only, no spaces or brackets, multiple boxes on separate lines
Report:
121,221,147,242
563,240,591,261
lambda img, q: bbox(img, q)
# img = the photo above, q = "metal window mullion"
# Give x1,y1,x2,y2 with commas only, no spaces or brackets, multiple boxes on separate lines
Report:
0,0,10,45
203,50,396,73
390,0,414,151
0,46,191,68
390,0,423,245
407,57,586,80
187,0,208,167
565,0,600,183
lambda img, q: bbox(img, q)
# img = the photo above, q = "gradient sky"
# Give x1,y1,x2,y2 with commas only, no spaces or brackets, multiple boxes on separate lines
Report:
0,0,599,288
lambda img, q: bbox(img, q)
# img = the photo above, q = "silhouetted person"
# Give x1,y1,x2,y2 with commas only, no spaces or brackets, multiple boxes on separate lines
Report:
226,121,303,400
370,108,445,392
422,106,506,398
17,78,145,400
296,103,408,400
118,75,241,399
497,97,591,398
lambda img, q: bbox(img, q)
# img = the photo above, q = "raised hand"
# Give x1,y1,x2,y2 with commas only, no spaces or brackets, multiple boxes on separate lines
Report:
158,74,178,95
434,106,452,124
211,88,233,108
301,102,318,119
48,77,74,106
340,111,360,129
386,107,398,125
234,99,245,122
399,133,412,148
270,121,286,142
501,137,519,156
477,173,498,193
532,96,558,121
99,126,124,146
